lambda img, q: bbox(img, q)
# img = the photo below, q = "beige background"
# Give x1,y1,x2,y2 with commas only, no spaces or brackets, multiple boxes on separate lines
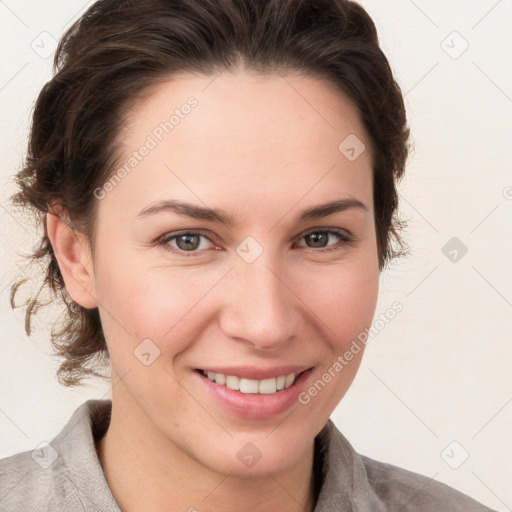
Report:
1,1,511,510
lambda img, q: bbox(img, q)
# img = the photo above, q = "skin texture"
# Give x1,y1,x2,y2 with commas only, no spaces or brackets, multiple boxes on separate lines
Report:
46,70,380,512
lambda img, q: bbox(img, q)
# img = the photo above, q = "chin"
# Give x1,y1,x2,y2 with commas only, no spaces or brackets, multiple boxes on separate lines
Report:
191,431,313,478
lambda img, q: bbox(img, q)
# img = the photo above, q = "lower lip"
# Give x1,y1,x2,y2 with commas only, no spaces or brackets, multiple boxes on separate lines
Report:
194,369,313,420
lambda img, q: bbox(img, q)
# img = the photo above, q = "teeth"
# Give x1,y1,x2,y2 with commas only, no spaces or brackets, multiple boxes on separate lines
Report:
285,373,295,388
258,378,277,394
201,370,297,394
225,375,240,391
239,378,259,393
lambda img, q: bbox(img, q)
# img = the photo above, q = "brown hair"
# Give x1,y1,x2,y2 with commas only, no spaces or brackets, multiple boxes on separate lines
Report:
10,0,411,387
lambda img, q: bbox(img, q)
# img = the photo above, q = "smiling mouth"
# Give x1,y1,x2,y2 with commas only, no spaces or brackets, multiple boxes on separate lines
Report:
195,369,307,395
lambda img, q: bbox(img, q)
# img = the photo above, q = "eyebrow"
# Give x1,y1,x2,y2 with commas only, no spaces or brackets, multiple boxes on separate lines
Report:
136,198,368,225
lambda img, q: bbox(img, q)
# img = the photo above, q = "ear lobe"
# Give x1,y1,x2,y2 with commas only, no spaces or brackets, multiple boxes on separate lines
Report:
45,208,98,309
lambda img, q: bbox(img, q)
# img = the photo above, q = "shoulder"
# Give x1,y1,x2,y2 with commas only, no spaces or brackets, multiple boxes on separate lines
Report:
316,419,496,512
0,399,115,512
0,445,75,512
360,454,496,512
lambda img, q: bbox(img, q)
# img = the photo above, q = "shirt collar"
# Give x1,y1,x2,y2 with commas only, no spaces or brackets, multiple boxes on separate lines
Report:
52,398,119,511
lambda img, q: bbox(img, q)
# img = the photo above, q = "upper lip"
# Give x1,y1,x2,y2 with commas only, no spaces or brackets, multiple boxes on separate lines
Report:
197,365,313,380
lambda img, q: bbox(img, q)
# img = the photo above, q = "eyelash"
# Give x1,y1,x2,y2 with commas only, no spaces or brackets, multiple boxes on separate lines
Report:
155,228,355,256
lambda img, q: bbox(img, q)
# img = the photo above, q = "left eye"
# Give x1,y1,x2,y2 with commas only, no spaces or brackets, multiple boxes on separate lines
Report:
295,230,350,250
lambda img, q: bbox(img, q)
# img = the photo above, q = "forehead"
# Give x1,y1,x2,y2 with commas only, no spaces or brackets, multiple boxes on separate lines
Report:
102,71,374,220
121,70,371,155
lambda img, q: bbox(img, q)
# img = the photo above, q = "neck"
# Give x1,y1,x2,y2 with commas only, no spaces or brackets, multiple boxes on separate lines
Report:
95,395,318,512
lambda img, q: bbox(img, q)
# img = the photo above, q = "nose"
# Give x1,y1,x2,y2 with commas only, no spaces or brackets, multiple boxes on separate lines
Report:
218,255,299,351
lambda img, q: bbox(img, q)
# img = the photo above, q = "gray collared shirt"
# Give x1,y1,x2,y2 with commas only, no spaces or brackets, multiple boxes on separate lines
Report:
0,399,496,511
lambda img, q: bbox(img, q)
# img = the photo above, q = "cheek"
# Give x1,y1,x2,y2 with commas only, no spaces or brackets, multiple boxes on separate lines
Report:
97,262,221,358
301,258,379,347
294,260,379,425
95,232,378,369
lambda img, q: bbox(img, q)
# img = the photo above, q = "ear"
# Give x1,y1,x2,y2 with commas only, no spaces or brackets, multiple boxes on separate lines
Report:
45,206,98,309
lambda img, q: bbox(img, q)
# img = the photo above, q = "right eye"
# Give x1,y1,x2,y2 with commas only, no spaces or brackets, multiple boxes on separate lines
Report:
156,230,219,255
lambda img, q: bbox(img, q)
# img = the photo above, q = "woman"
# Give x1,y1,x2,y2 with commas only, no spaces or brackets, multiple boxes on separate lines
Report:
0,0,497,510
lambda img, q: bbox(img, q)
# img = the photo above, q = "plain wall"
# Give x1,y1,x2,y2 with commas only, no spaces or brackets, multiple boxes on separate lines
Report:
0,1,510,510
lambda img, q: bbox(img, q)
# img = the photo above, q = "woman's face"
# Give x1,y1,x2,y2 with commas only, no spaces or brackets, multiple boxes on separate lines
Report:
89,71,379,476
